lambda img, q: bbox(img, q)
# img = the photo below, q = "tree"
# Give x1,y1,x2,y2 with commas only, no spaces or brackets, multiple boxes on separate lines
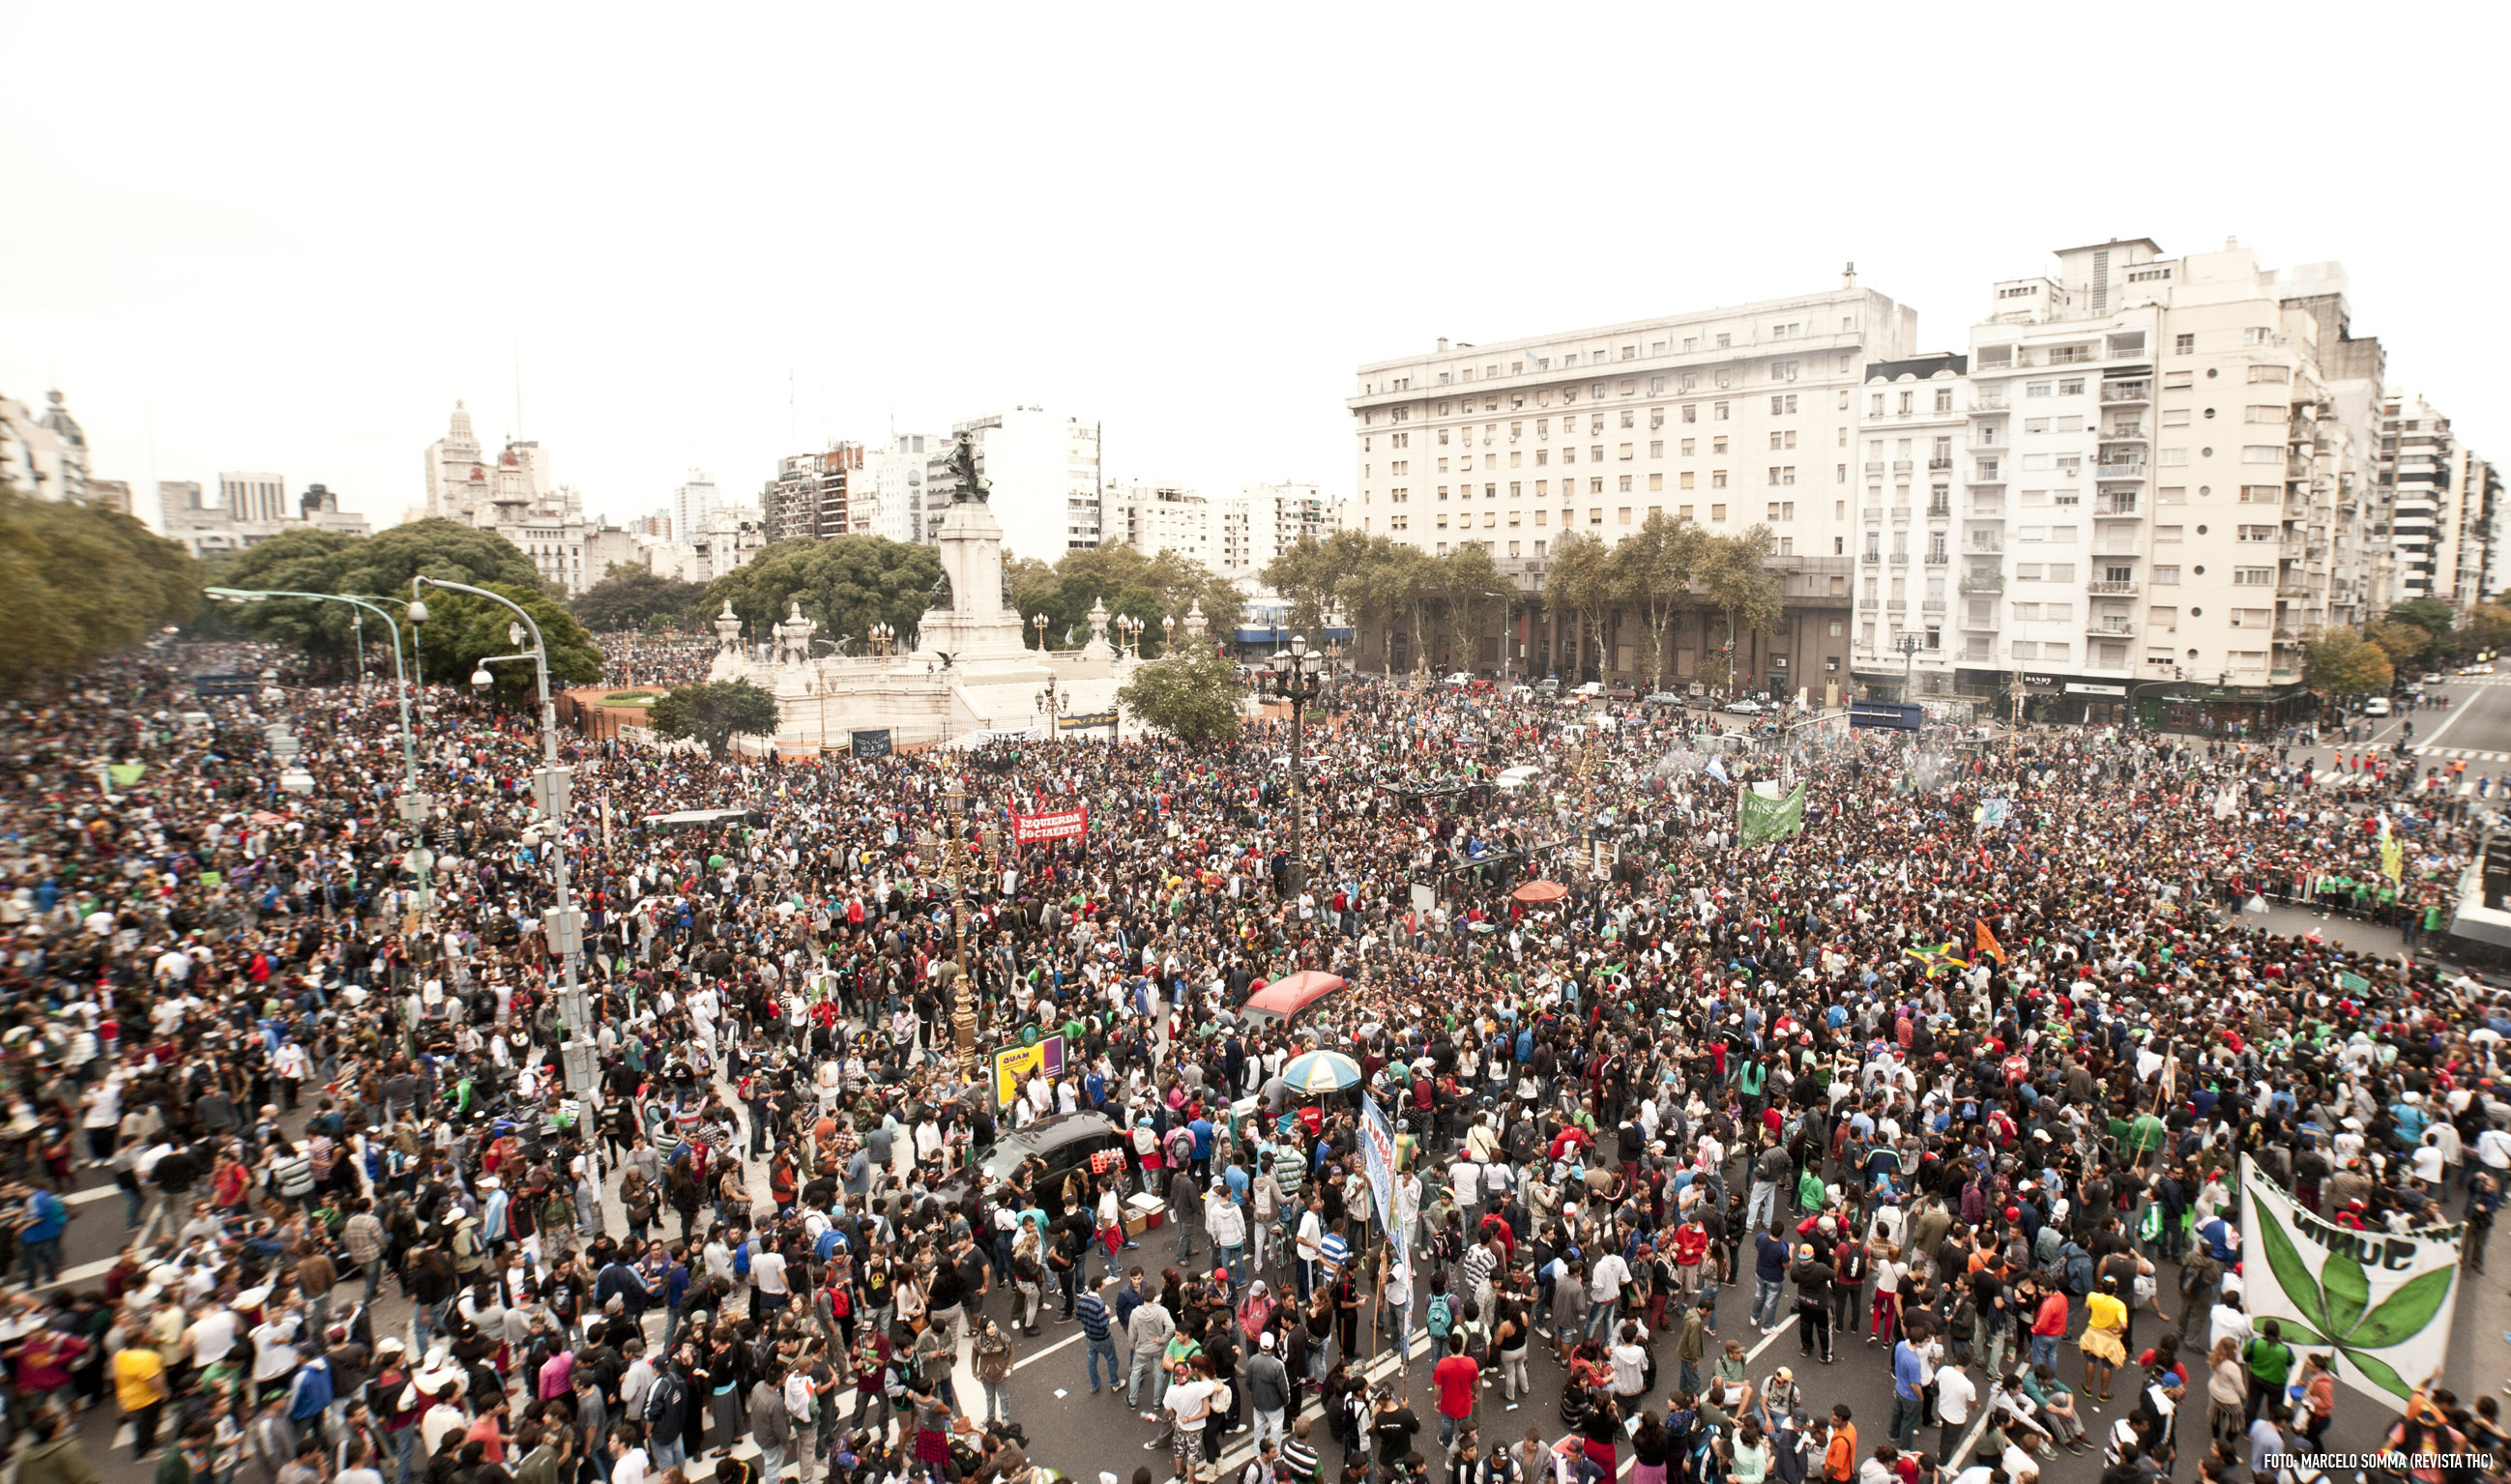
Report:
2468,601,2511,655
1610,510,1707,684
703,536,941,655
1262,529,1376,636
211,517,545,678
0,490,202,695
2306,628,2394,698
1115,653,1243,744
2363,620,2431,666
410,582,603,703
1431,544,1507,672
1698,527,1784,694
570,567,709,633
647,678,784,759
1544,532,1615,681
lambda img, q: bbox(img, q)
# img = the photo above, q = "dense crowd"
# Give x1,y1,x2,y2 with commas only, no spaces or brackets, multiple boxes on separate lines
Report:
596,637,716,689
0,641,2500,1484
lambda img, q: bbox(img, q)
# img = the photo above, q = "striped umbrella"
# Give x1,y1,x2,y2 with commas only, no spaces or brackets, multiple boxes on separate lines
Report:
1279,1049,1361,1095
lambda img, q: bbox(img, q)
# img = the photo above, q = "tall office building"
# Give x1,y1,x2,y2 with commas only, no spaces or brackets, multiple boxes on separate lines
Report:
857,432,943,545
672,471,719,547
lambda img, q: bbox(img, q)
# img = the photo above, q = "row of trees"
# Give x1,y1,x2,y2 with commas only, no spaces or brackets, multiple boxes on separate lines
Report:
0,491,203,695
200,519,602,702
2305,597,2511,698
566,534,1247,661
1263,515,1785,686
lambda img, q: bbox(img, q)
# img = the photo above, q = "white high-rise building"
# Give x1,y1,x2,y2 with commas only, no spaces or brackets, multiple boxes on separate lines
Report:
1927,237,2383,717
929,407,1101,559
857,433,944,545
1222,481,1330,584
672,471,719,547
219,472,290,524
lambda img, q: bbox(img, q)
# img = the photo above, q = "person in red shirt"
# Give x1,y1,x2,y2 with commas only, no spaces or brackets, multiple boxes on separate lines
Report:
1432,1334,1480,1447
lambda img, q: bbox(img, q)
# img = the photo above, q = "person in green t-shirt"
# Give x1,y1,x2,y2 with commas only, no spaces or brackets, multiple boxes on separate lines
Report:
2242,1317,2295,1423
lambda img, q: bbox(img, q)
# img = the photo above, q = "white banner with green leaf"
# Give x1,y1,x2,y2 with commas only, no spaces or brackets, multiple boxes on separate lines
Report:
2237,1153,2463,1404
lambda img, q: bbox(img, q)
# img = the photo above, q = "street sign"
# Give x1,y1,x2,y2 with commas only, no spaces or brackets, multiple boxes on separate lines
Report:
1848,701,1923,732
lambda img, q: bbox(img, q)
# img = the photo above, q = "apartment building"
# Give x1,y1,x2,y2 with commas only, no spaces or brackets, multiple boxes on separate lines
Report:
1225,481,1330,585
929,407,1101,559
1106,482,1214,567
2380,393,2456,603
1900,237,2382,718
761,443,864,543
1851,352,1972,687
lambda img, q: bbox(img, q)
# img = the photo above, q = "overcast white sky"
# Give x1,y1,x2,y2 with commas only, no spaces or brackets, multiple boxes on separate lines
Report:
6,6,2507,536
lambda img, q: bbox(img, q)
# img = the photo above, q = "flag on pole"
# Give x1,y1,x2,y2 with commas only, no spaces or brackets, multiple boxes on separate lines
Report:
1973,917,2006,965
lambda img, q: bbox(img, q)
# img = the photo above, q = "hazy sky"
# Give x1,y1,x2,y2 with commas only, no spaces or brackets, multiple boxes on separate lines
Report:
7,6,2507,536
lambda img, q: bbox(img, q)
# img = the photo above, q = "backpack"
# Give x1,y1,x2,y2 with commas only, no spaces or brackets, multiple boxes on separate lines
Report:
2061,1241,2093,1296
1425,1294,1453,1340
734,1238,752,1278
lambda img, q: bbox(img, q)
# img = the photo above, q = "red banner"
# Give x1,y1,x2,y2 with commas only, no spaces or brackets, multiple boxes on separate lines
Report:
1011,806,1090,844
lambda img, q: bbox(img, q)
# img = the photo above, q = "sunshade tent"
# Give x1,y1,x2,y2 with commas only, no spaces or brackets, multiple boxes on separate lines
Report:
1511,880,1568,903
1279,1050,1361,1095
1241,971,1347,1022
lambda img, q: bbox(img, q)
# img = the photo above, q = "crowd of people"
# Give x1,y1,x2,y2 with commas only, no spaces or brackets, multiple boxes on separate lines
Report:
596,637,717,689
0,639,2500,1484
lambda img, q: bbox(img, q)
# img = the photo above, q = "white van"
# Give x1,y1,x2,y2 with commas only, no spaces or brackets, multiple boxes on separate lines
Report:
2363,697,2392,717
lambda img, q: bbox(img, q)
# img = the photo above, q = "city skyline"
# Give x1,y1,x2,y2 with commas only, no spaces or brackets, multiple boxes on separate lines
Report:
4,9,2507,544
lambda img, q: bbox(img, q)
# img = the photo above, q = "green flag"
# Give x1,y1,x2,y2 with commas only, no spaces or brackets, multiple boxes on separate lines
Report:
107,763,146,787
1738,782,1807,847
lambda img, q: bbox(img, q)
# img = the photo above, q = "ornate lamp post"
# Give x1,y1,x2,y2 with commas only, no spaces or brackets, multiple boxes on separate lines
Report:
1265,637,1328,896
1031,613,1048,651
1036,673,1070,731
1160,612,1176,657
868,622,896,658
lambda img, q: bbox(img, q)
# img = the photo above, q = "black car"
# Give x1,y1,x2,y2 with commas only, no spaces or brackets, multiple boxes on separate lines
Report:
936,1110,1124,1218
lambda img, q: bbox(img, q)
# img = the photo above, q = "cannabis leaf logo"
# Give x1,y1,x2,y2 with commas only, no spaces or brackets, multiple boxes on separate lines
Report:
2253,1200,2453,1399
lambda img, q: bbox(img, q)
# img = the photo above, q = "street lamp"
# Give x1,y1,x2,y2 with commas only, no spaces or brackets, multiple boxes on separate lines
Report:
1036,672,1070,730
1161,612,1175,656
208,586,434,917
1116,614,1144,658
1265,639,1328,896
1032,613,1048,651
1897,632,1922,701
868,621,896,658
410,574,596,1098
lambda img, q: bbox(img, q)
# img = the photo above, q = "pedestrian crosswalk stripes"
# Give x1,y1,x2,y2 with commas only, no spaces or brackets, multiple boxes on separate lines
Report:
2410,746,2510,762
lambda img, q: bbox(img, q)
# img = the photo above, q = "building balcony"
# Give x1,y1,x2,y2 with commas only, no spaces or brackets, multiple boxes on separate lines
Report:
2104,423,2147,441
1962,615,2000,630
1924,551,1948,564
1860,550,1880,565
1889,552,1909,565
2095,462,2147,482
1960,575,2004,594
2099,381,2151,405
1971,394,2008,413
1927,503,1951,518
2089,618,2136,636
1928,457,1953,471
1968,540,2003,556
1892,460,1914,475
1864,462,1885,477
1885,598,1907,612
1922,599,1947,614
2087,579,2139,596
2094,496,2140,516
1969,471,2005,485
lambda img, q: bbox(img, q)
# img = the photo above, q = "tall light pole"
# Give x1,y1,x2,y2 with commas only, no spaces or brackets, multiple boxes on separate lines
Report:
1897,631,1922,702
409,575,595,1099
209,586,434,921
1031,613,1048,651
1266,637,1327,897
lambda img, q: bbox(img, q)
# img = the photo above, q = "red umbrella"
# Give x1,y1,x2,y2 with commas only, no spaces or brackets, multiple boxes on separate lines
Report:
1511,880,1568,904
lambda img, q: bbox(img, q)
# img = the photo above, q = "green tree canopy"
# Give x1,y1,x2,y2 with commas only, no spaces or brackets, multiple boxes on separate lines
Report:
2362,619,2431,666
570,567,710,633
1115,653,1243,744
702,536,940,655
1007,541,1244,658
208,517,546,677
648,678,784,759
2305,628,2394,697
411,582,602,703
1610,510,1708,682
1262,528,1377,635
1699,526,1784,691
0,491,203,695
